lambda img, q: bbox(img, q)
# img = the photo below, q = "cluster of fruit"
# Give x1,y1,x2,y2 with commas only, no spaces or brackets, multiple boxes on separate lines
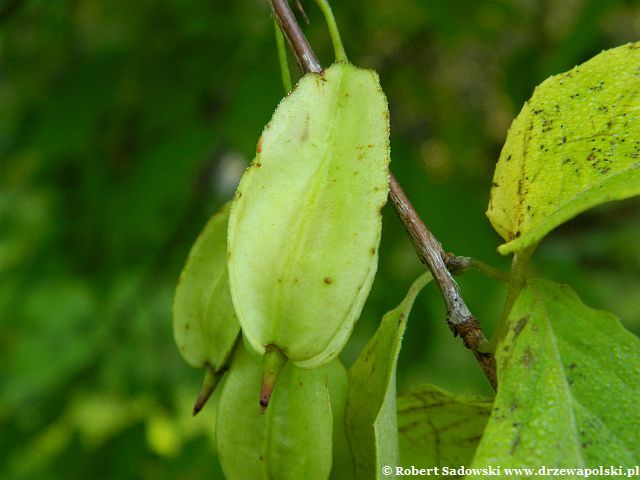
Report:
173,62,390,479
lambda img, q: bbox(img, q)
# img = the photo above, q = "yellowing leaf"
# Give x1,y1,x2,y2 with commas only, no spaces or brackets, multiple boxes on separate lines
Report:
228,62,390,368
487,43,640,254
472,279,640,471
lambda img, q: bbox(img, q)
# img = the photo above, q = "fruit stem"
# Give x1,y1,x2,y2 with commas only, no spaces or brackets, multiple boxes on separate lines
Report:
274,20,293,93
313,0,348,63
260,345,287,412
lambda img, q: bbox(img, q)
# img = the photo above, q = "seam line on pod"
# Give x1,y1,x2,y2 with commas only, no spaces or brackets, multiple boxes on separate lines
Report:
269,66,348,345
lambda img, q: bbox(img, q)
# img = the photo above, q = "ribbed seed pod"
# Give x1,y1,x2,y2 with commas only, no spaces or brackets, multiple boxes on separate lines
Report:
172,202,240,413
216,345,348,480
227,62,390,371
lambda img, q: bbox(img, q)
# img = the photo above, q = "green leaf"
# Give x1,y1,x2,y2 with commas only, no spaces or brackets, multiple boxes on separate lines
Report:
228,62,390,368
397,384,492,468
347,273,431,479
172,202,239,370
472,279,640,471
487,42,640,254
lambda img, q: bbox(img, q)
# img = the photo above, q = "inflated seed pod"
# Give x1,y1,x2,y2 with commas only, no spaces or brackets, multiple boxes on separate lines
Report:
215,346,265,480
216,345,337,480
172,202,240,413
327,361,356,480
227,62,390,371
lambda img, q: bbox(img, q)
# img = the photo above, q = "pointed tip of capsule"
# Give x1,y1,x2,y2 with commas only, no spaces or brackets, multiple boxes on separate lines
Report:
259,386,272,413
191,368,223,417
259,345,287,413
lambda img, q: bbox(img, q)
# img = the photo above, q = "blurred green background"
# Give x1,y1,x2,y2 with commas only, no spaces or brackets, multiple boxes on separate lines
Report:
1,0,639,478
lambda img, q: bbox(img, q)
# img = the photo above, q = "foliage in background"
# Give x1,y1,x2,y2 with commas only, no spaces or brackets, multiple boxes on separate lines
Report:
1,0,639,478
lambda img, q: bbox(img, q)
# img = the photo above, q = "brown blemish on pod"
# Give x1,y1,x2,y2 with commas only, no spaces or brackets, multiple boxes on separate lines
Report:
323,277,333,285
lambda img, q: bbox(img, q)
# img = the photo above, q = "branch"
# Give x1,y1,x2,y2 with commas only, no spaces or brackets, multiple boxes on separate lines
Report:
266,0,496,390
269,0,322,74
389,176,496,389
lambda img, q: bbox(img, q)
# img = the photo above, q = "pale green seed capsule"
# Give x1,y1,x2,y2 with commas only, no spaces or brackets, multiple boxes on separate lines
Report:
227,62,390,369
172,202,240,412
216,345,341,480
327,360,356,480
215,346,265,480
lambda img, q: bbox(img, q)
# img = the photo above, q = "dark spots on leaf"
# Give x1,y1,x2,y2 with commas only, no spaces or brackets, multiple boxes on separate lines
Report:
509,400,518,413
492,181,499,188
510,433,521,454
506,154,512,162
514,230,521,238
398,313,406,326
256,136,263,153
370,247,376,256
323,277,333,285
277,278,283,283
522,348,534,368
513,316,529,338
256,162,262,167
